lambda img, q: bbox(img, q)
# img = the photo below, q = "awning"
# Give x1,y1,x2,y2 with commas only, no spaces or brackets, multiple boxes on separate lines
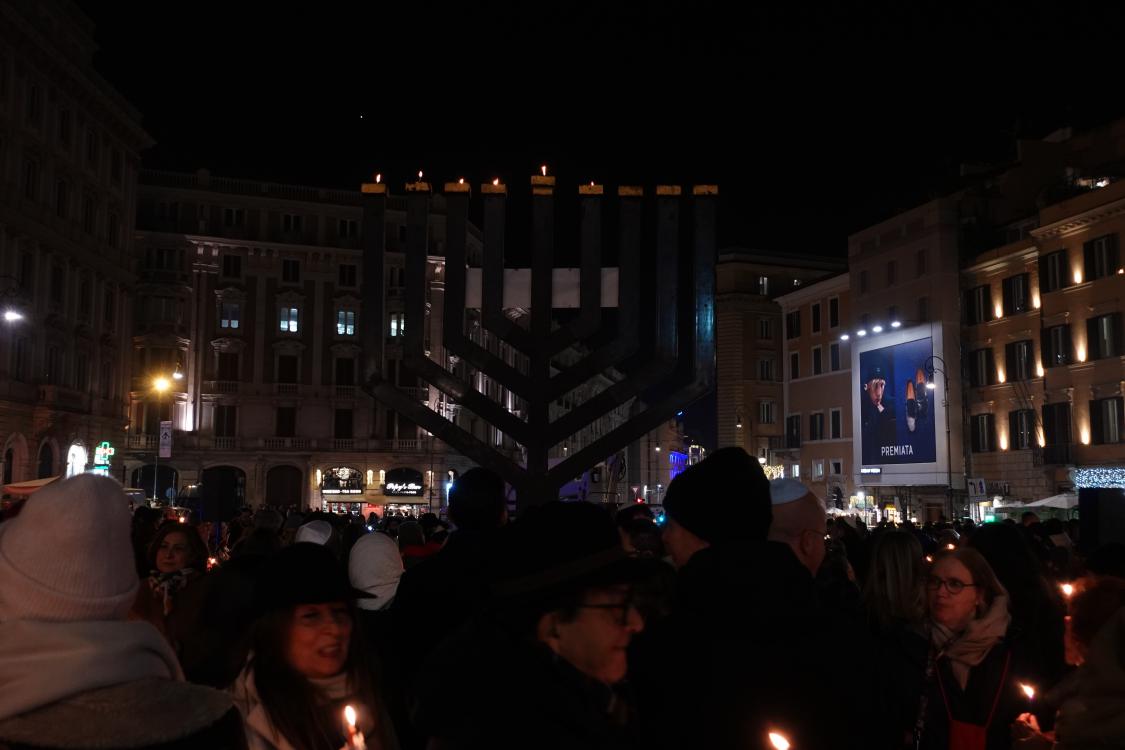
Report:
4,476,61,497
1025,492,1078,509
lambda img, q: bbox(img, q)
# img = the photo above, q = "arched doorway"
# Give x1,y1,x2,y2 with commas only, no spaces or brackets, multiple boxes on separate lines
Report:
3,434,28,485
265,465,302,507
37,442,55,478
198,465,246,521
66,443,88,478
131,464,179,501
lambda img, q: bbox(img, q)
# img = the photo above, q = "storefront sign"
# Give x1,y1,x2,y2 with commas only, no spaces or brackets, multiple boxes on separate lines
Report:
93,441,115,467
384,467,426,497
322,467,363,495
386,481,423,496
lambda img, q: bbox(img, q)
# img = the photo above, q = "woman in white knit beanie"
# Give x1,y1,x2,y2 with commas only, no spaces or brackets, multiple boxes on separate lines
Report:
0,474,246,749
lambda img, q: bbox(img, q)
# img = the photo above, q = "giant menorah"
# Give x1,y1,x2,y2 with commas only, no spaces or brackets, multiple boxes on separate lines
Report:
359,174,716,510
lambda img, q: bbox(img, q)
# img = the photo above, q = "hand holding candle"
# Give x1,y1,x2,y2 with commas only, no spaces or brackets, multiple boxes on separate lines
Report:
343,705,366,750
1019,682,1036,714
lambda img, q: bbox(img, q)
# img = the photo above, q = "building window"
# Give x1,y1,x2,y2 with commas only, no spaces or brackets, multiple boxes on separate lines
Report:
214,405,237,438
389,312,405,337
283,214,303,233
1045,324,1072,367
107,213,120,248
757,275,769,295
103,289,116,330
335,357,356,386
276,407,297,438
82,195,96,234
45,345,63,385
110,149,123,185
55,180,68,218
338,219,359,238
809,413,825,441
785,415,801,448
918,296,929,322
49,266,65,310
1087,313,1122,360
223,208,245,228
339,264,358,287
812,345,823,375
758,318,772,340
281,258,301,284
886,260,896,286
971,413,995,452
916,250,926,277
220,301,240,329
334,409,353,439
1083,234,1119,282
829,297,839,328
758,357,775,381
1002,273,1030,315
830,408,842,439
11,338,29,382
789,351,799,380
812,460,825,480
830,459,843,476
811,303,821,333
1041,250,1069,293
1092,397,1125,445
965,285,990,325
221,254,242,279
830,342,841,371
791,464,800,479
78,278,91,322
785,310,800,339
1042,402,1072,453
85,128,98,168
1005,340,1034,381
57,109,70,146
276,355,298,383
1009,409,1036,450
217,352,239,380
969,348,995,387
336,309,356,336
23,158,38,200
279,306,299,333
759,400,776,425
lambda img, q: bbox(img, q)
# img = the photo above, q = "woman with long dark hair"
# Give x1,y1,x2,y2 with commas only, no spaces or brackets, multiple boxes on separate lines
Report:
231,543,396,750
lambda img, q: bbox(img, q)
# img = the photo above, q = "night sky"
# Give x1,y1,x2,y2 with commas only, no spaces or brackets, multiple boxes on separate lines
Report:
77,1,1125,256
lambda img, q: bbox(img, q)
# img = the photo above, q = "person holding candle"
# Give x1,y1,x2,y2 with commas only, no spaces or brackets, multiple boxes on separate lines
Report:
889,548,1034,750
230,543,397,750
0,474,246,749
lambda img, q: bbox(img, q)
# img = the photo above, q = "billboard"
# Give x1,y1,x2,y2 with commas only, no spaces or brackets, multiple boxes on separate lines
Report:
858,335,937,465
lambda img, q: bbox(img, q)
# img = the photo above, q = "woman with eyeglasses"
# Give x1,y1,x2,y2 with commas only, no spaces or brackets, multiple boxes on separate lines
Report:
884,548,1034,750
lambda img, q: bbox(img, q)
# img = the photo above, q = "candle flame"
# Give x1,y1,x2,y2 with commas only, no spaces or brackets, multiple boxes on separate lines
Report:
418,170,423,181
345,705,357,728
458,178,464,184
375,173,381,184
945,543,955,551
1020,683,1035,700
178,515,186,524
1061,582,1075,598
925,555,934,563
768,731,791,750
492,178,499,186
540,165,547,176
590,181,595,186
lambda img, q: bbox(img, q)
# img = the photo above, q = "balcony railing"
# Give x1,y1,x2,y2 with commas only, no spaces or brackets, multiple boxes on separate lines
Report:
333,438,355,450
213,437,238,450
401,386,430,401
334,386,356,399
203,380,240,394
276,383,300,396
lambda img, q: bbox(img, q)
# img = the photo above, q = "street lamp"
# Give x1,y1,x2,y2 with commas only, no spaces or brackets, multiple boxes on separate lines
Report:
151,376,172,502
923,355,955,521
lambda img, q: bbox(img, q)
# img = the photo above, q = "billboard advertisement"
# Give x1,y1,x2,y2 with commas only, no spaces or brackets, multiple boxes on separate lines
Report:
859,335,937,465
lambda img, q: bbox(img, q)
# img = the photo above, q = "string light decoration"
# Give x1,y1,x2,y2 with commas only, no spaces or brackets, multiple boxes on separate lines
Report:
1072,467,1125,489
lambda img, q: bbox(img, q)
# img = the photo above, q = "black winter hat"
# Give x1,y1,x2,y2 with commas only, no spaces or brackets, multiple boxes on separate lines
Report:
492,501,652,601
254,542,355,615
662,446,771,545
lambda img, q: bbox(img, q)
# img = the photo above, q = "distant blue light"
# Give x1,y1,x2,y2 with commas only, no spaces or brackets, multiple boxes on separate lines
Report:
676,410,684,417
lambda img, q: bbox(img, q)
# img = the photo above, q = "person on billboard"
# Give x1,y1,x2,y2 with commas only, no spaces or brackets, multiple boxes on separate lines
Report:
862,363,897,459
905,368,928,433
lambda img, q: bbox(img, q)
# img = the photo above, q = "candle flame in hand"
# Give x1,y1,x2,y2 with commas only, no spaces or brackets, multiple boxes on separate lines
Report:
1061,583,1075,598
1020,683,1035,700
768,731,791,750
540,165,547,176
344,705,357,729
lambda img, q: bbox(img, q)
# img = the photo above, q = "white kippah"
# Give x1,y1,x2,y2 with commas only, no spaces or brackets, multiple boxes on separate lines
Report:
769,478,811,506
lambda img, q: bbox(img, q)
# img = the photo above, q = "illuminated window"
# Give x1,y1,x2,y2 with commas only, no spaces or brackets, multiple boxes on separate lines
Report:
220,301,240,329
279,306,299,333
337,309,356,336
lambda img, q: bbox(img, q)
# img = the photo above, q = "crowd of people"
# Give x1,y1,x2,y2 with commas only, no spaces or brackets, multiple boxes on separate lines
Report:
0,448,1122,749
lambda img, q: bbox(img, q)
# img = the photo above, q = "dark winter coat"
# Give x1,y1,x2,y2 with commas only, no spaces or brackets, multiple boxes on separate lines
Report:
413,617,639,750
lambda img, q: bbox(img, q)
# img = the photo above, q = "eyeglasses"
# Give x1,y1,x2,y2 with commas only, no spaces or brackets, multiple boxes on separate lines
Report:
576,594,639,626
925,575,977,595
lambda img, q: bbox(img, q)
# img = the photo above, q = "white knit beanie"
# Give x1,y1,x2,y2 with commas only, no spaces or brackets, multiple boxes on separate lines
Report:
0,474,139,622
295,520,333,546
348,532,404,611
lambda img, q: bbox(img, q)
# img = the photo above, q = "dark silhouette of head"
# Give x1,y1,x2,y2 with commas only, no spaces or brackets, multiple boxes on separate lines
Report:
448,467,507,533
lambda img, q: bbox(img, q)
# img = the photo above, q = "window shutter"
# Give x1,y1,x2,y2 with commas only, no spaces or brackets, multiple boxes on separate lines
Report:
987,349,996,385
1042,404,1055,446
1009,411,1019,448
1084,241,1095,282
1062,325,1072,363
1087,317,1099,360
1091,399,1104,445
986,414,996,451
1038,254,1049,292
1002,278,1014,316
1116,399,1125,443
1114,313,1124,358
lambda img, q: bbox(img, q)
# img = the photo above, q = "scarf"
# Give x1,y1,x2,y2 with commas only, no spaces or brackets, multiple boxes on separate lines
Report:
147,568,197,616
930,593,1011,689
0,618,182,720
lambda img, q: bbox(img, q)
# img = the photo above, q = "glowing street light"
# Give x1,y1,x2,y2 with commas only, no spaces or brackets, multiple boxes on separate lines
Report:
768,731,791,750
153,377,171,393
3,310,22,322
839,333,849,341
1060,582,1075,599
